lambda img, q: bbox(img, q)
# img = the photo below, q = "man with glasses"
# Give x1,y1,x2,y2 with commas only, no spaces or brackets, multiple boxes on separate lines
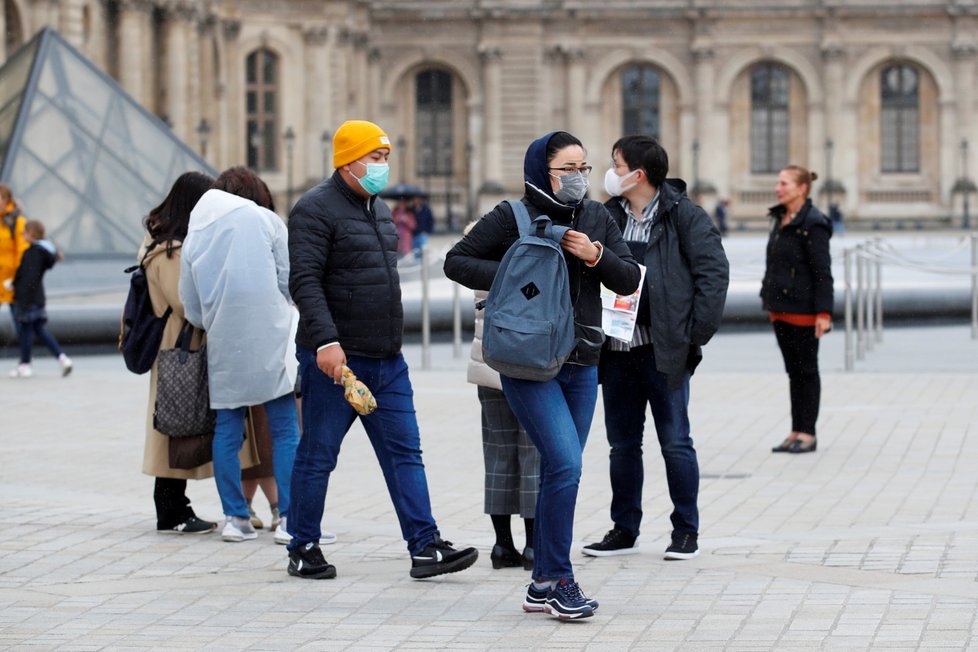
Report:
582,135,728,561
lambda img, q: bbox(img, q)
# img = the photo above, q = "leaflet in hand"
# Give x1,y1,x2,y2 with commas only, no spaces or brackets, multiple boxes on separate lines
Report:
600,264,646,343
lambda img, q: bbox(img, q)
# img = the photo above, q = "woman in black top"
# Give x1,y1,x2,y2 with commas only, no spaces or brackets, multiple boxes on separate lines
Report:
445,131,639,620
761,165,834,454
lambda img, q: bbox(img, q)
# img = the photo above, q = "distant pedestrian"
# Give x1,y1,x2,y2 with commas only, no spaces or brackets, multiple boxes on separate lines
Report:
763,165,833,455
714,198,730,236
8,220,72,378
391,197,416,258
179,167,300,544
287,119,478,581
140,171,220,535
829,202,845,235
0,184,28,341
445,130,640,621
412,195,435,260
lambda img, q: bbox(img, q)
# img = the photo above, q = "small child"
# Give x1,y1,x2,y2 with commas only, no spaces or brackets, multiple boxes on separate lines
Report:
7,220,72,378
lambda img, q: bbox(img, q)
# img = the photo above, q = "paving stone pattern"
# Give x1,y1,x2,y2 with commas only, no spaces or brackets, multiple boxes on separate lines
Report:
1,324,977,650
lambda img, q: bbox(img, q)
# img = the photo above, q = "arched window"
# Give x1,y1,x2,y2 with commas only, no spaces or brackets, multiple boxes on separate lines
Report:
245,48,278,171
750,63,789,174
415,69,453,176
880,64,919,173
622,65,660,139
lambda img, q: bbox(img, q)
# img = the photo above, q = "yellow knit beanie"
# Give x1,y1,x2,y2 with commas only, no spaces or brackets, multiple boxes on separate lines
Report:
333,120,391,168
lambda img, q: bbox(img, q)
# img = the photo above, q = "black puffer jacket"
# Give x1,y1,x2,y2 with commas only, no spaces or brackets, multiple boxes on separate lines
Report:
604,178,729,386
760,199,834,315
444,183,640,365
288,171,403,357
13,242,57,309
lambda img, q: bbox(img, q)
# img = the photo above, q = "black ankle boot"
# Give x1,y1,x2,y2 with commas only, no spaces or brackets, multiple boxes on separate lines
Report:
490,544,523,569
521,546,534,571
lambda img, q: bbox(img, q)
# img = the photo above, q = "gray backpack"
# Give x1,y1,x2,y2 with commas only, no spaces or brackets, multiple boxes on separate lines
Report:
482,200,575,382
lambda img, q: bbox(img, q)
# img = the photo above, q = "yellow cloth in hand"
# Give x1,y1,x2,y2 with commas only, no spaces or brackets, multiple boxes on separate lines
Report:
341,365,377,415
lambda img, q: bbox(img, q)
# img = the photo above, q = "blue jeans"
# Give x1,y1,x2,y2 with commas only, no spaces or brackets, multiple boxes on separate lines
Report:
501,363,598,582
600,346,699,538
213,392,299,519
288,347,439,556
17,318,64,363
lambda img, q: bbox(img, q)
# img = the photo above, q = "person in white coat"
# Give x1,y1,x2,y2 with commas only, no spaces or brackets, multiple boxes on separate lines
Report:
179,166,300,544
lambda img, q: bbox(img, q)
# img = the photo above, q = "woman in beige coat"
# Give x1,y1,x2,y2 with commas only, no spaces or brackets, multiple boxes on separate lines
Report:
141,171,258,534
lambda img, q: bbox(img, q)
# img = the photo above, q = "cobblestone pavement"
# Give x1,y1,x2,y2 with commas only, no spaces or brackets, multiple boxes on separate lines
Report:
1,324,977,650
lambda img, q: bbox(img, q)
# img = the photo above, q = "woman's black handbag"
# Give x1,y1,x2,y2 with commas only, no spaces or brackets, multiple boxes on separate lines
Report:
154,321,216,438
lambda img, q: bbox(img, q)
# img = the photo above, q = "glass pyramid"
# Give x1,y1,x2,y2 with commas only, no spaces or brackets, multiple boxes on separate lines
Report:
0,27,214,256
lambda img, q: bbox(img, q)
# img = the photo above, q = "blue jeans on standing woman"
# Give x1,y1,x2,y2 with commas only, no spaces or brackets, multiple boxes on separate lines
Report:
287,347,440,556
600,345,699,539
501,363,598,582
213,392,299,519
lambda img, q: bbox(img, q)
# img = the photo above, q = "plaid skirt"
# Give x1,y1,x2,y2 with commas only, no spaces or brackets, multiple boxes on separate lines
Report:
478,386,539,517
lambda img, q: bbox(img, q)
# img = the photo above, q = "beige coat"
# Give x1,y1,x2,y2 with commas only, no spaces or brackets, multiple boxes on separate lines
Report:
140,237,258,479
466,290,503,391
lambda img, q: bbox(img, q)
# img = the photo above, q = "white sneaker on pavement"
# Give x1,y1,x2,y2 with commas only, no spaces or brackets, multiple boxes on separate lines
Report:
58,354,72,377
222,516,257,542
321,531,337,545
274,517,291,545
9,363,31,378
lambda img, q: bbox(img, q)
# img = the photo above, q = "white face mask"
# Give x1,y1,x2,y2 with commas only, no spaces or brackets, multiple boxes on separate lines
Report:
604,167,639,197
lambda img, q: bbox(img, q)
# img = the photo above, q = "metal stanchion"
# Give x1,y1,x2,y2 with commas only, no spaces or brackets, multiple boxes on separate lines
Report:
844,247,854,371
971,233,977,340
452,281,462,358
864,243,874,353
421,245,431,369
874,237,884,343
856,244,865,360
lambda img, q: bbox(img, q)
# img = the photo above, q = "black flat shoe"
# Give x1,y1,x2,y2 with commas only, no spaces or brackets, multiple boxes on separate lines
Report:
522,546,534,571
771,438,795,453
787,438,817,454
490,544,523,569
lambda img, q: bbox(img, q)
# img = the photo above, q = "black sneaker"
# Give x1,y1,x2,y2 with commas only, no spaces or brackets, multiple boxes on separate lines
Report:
409,534,479,579
524,582,599,613
158,516,217,535
581,527,638,557
664,531,699,560
544,579,595,620
288,542,337,579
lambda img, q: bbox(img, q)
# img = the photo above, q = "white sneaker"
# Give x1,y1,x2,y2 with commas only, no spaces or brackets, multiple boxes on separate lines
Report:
274,517,291,545
321,531,337,545
9,363,31,378
58,354,72,377
221,516,257,542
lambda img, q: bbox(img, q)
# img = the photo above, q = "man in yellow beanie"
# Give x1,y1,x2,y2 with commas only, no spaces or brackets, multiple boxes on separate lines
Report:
285,119,478,581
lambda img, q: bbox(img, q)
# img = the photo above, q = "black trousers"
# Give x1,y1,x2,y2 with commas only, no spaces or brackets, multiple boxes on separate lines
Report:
772,320,821,435
154,477,196,530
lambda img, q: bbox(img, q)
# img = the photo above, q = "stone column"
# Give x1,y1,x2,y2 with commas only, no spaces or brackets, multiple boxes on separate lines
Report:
953,41,977,181
366,46,382,120
479,46,503,191
117,0,155,107
303,25,330,179
220,18,242,166
59,0,85,48
565,48,587,139
692,46,717,194
163,3,192,140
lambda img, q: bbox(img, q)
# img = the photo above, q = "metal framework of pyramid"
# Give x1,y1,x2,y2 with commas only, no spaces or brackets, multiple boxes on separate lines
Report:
0,27,214,256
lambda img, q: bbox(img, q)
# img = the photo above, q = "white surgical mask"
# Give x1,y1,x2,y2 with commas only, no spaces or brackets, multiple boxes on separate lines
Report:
604,167,639,197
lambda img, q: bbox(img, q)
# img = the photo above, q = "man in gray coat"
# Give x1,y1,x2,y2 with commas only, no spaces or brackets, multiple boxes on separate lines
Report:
583,135,729,561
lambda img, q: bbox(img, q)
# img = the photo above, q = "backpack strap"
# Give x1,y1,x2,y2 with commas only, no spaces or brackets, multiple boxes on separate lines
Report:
506,200,532,237
506,199,571,243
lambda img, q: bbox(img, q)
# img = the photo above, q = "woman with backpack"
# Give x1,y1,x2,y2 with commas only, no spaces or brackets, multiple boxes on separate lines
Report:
140,171,221,535
444,131,640,621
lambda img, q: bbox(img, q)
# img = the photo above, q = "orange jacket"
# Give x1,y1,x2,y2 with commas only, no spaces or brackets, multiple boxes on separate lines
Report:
0,202,28,304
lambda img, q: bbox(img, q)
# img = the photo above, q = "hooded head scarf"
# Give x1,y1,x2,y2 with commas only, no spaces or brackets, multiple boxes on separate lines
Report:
523,131,563,202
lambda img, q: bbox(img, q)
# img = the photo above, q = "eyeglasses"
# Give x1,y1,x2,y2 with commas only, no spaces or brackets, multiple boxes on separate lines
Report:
548,165,593,175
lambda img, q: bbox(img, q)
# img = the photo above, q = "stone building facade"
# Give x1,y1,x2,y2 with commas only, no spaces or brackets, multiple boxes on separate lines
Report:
2,0,977,228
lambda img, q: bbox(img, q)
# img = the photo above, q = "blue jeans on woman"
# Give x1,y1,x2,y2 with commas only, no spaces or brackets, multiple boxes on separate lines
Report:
213,392,299,519
287,347,440,556
501,363,598,582
600,346,699,539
